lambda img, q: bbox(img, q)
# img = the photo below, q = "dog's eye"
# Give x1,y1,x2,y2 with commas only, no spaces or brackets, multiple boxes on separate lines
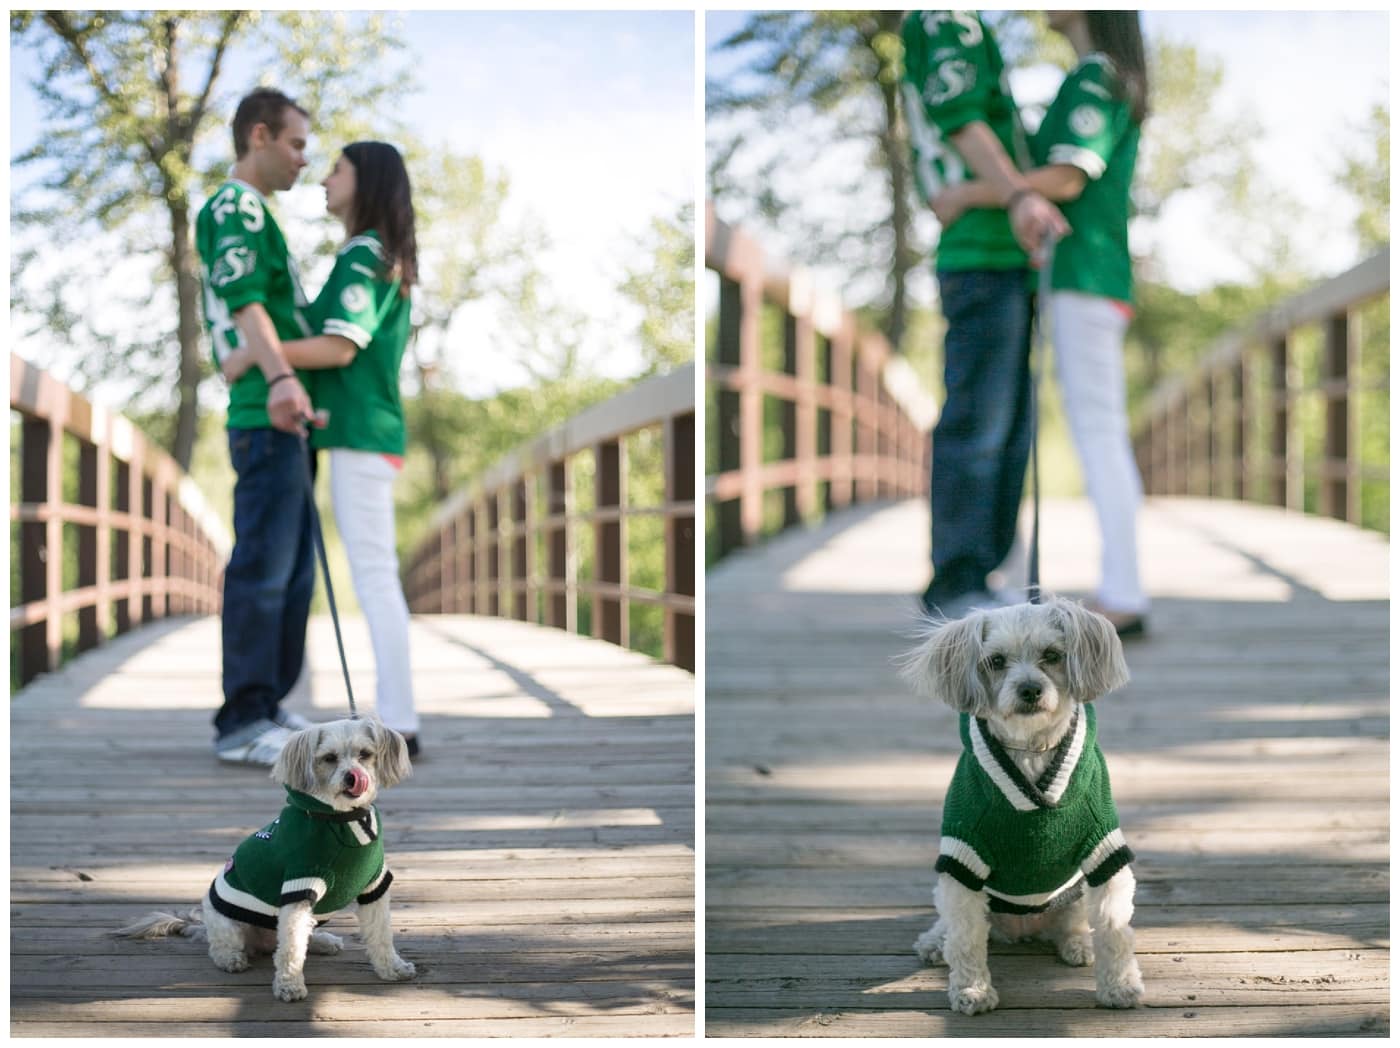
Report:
988,654,1006,671
1043,649,1062,665
359,749,373,761
319,753,337,764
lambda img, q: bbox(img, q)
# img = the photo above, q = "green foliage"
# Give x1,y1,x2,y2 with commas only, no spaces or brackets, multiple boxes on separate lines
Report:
619,202,696,377
1337,104,1390,252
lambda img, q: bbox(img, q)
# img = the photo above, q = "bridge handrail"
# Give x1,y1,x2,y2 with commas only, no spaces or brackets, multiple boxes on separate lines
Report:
9,352,230,686
1132,245,1389,524
705,203,932,559
402,364,696,672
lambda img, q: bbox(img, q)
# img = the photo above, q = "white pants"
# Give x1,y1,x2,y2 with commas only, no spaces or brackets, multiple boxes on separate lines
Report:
329,449,419,733
1049,292,1148,614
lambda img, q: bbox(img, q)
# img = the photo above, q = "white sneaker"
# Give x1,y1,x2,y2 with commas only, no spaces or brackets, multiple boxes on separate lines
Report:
271,708,315,732
216,720,291,766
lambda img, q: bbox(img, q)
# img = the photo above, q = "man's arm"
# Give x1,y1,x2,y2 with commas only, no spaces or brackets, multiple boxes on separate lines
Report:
232,302,314,433
221,334,357,382
947,122,1070,257
931,164,1086,224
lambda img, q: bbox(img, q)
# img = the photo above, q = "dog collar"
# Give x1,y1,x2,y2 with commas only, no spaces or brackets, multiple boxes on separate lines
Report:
284,788,373,822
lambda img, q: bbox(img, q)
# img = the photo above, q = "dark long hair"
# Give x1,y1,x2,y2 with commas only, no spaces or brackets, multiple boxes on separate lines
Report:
341,141,418,296
1087,12,1149,124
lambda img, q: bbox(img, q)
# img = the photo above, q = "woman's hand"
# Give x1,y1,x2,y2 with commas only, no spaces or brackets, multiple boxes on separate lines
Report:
221,347,254,383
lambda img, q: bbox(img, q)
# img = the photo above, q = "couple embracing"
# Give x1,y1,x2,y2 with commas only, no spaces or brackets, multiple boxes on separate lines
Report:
201,88,420,766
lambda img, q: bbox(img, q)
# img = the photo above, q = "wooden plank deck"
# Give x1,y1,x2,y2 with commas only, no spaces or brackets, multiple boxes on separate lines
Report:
706,496,1389,1037
11,614,695,1037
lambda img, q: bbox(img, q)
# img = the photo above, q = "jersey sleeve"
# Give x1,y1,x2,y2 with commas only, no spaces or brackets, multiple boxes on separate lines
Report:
315,243,388,350
904,11,997,137
1037,56,1132,181
202,184,275,313
934,759,994,891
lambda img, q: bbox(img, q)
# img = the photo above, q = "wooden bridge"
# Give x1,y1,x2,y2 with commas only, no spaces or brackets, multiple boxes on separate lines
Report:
9,359,696,1036
705,495,1387,1036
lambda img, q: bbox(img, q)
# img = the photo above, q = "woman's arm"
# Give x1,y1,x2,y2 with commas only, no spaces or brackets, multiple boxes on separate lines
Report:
932,164,1088,226
221,334,356,382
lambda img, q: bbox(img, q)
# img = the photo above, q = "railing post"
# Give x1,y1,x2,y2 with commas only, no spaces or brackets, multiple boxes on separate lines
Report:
854,343,877,503
19,414,56,683
545,459,573,632
715,276,743,555
1322,310,1357,523
794,308,817,524
738,269,763,546
665,410,696,672
465,503,479,615
78,435,101,651
594,439,625,647
780,313,799,528
512,477,530,623
486,492,501,617
830,321,854,510
1233,355,1248,501
1269,333,1300,510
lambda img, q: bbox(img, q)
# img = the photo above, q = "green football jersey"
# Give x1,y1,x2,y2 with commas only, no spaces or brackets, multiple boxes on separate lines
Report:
196,180,312,429
1032,53,1140,304
901,10,1030,272
307,232,411,455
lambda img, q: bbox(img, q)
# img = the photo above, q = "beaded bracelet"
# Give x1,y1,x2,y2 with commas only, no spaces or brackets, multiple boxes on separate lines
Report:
266,372,295,390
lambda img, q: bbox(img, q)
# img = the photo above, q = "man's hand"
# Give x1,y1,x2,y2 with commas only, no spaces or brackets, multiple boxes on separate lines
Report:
1008,190,1070,264
266,374,314,434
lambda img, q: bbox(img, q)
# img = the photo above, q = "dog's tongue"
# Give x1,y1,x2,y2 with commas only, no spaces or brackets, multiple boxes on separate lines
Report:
345,766,370,797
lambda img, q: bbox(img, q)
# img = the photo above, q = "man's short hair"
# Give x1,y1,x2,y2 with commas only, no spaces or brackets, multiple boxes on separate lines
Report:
232,88,309,159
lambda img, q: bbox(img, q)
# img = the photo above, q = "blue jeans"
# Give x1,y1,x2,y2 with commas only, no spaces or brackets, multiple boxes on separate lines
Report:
215,428,316,739
928,269,1033,599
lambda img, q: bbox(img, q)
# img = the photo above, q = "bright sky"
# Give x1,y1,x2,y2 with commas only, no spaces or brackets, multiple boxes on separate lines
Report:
9,11,696,401
706,9,1390,297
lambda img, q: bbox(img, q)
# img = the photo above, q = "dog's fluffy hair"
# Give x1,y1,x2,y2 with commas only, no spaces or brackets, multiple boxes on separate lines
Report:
115,717,416,1002
901,597,1145,1013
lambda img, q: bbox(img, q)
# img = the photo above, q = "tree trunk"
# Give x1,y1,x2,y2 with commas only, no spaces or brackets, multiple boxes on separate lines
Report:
169,198,204,471
875,10,914,352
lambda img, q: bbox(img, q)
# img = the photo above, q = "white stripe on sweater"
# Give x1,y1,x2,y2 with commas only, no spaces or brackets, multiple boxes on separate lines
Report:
1081,827,1130,877
214,870,278,917
971,719,1038,811
939,836,991,881
986,870,1084,908
280,875,328,903
1041,708,1087,805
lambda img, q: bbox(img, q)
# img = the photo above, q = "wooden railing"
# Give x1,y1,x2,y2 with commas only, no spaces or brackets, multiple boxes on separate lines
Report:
402,365,696,672
10,353,230,686
705,204,933,559
1133,247,1389,527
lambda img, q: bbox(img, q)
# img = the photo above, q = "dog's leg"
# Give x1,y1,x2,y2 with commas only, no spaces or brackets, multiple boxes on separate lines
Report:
1087,867,1144,1008
357,892,416,982
272,901,317,1001
934,874,999,1015
1045,894,1094,966
202,892,252,973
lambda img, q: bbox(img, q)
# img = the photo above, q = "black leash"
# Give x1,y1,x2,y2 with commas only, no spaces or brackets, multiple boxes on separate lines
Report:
297,423,358,718
1026,230,1058,607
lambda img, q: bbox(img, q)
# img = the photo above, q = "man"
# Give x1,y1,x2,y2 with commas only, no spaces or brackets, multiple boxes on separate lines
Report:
197,87,319,764
901,11,1069,617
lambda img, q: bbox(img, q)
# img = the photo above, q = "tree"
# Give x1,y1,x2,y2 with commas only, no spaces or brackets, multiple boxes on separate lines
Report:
1337,103,1390,253
10,11,413,468
618,202,695,378
708,11,919,349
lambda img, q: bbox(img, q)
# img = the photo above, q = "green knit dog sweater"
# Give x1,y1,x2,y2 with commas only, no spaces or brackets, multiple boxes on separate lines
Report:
209,787,392,929
935,705,1134,914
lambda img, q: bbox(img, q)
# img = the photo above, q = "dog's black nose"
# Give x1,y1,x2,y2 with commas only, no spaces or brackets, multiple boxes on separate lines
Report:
1017,682,1043,706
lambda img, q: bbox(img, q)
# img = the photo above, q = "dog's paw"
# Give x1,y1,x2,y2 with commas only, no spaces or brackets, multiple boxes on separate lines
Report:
210,950,250,973
272,974,308,1002
1096,970,1145,1009
373,955,417,981
948,982,999,1015
912,926,945,965
309,931,344,955
1056,933,1094,967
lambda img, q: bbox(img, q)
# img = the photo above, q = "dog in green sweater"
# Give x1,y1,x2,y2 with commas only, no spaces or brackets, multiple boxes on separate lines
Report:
902,597,1144,1014
116,717,415,1002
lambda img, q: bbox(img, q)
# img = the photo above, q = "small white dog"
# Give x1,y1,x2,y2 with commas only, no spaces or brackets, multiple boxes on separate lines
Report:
901,597,1145,1014
116,717,416,1002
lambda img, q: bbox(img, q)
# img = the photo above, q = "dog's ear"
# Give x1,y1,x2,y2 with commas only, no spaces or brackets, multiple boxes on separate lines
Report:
1051,598,1129,701
899,612,988,714
369,719,413,788
272,726,320,793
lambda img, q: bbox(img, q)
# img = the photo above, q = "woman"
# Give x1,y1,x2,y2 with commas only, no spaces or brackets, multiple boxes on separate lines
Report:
225,141,424,749
931,11,1150,636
